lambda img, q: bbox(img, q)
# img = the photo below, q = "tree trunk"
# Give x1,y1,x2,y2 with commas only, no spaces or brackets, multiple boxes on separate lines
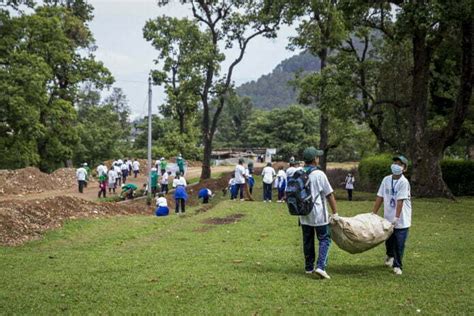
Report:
178,112,185,134
318,48,329,172
201,133,212,180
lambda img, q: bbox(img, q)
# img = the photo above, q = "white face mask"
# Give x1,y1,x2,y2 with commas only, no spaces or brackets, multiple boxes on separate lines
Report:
391,164,403,175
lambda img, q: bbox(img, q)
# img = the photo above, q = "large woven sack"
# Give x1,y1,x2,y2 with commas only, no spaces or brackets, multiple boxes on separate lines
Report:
330,213,394,254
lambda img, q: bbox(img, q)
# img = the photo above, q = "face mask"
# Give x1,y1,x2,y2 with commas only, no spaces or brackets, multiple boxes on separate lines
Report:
391,164,403,175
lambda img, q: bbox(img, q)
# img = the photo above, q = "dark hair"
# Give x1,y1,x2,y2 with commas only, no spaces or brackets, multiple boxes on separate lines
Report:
266,162,272,167
158,193,164,198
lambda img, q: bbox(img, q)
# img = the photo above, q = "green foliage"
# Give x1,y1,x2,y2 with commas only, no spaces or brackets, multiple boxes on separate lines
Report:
440,160,474,196
357,154,394,192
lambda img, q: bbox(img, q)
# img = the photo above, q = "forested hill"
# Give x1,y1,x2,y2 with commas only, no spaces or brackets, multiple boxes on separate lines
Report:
236,51,320,110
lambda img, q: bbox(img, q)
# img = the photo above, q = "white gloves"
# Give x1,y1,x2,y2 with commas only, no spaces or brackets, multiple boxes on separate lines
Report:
392,217,400,226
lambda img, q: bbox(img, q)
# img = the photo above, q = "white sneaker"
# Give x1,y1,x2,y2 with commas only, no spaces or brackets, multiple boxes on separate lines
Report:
240,199,245,201
268,200,272,203
314,268,331,279
305,269,315,274
393,267,403,275
384,256,394,267
263,200,267,203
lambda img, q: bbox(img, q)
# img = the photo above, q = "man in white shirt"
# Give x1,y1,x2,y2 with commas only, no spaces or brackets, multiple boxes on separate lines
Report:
114,163,122,187
299,147,339,279
261,162,276,202
234,158,247,201
96,162,107,177
132,159,140,178
108,168,117,194
286,160,298,178
76,164,88,193
160,171,171,194
372,155,411,276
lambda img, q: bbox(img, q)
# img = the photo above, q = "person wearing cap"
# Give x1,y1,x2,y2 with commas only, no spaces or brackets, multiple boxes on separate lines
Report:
176,154,185,176
234,158,247,201
300,146,339,279
261,162,276,202
160,157,168,175
76,164,88,193
372,155,412,276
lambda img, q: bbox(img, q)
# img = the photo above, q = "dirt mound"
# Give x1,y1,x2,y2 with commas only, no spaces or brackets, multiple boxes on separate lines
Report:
0,196,150,246
202,213,245,225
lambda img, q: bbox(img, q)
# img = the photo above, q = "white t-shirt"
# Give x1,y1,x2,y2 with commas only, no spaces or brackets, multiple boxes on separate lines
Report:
121,163,128,171
156,196,168,207
173,177,187,188
234,165,246,184
132,161,140,171
261,166,276,184
107,169,117,184
114,165,122,177
345,176,355,190
76,168,87,181
228,178,235,186
161,172,169,184
299,169,334,227
286,166,297,178
96,165,107,176
377,175,412,229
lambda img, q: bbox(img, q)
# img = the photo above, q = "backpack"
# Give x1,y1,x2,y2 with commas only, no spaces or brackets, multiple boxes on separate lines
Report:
285,167,317,216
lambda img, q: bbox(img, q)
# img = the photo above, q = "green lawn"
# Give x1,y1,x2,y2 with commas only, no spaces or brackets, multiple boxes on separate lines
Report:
1,186,473,314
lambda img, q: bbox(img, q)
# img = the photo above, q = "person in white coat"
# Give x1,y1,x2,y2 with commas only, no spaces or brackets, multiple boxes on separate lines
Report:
108,168,117,194
76,164,88,193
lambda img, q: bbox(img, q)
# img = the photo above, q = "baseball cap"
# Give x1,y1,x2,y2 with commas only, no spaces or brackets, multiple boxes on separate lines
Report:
393,155,409,166
303,147,324,162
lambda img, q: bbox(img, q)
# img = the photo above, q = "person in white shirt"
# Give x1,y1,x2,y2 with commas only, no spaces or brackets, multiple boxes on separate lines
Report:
160,171,171,194
114,163,122,187
234,158,247,201
121,161,129,183
276,167,287,202
96,162,107,177
155,193,169,216
76,164,88,193
372,155,412,276
299,147,339,280
173,172,188,214
344,172,355,201
261,162,276,202
132,159,140,178
108,168,117,194
286,160,298,178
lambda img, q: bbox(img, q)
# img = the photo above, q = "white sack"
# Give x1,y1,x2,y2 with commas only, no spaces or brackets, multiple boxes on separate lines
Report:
330,213,394,254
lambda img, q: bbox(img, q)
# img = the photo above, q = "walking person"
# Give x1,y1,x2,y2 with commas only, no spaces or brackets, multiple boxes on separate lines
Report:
160,171,171,194
96,162,108,178
176,154,185,176
299,147,339,279
76,163,88,193
234,158,246,201
344,172,355,201
114,162,122,187
276,166,287,203
173,171,187,214
160,157,167,175
121,160,129,184
108,167,117,194
132,159,140,178
261,162,276,202
150,167,159,196
83,163,90,188
372,155,412,276
98,173,107,198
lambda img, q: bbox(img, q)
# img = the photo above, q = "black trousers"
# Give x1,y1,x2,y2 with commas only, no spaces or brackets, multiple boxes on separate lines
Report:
161,184,169,194
203,196,209,204
98,186,106,198
175,198,185,213
235,183,245,199
347,189,353,201
78,180,85,193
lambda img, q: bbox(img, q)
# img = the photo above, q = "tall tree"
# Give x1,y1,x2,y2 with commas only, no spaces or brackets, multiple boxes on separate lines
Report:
284,0,348,171
155,0,281,179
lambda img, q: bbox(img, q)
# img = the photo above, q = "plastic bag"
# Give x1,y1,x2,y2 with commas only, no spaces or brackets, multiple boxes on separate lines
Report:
330,213,394,254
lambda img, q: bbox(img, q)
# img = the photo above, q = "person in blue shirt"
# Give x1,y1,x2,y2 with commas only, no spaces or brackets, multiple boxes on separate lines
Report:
172,171,187,214
198,188,213,204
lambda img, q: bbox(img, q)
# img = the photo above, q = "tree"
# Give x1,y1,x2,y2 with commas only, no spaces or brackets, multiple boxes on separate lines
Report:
155,0,281,179
144,16,205,134
284,0,348,171
103,87,131,133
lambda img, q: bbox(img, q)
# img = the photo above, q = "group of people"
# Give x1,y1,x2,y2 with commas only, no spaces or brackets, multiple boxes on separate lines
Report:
95,159,141,198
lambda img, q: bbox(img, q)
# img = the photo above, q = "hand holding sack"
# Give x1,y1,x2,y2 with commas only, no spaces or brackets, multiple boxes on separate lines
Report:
330,213,394,254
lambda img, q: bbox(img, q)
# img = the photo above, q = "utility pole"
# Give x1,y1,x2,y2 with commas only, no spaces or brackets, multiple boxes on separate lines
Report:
147,75,153,205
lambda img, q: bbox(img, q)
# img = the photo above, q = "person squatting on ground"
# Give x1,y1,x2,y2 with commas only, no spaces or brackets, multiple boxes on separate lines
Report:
98,173,107,198
121,183,137,200
155,193,169,216
276,166,287,203
160,171,170,194
261,162,276,202
173,171,187,214
76,164,88,193
234,158,247,201
108,167,117,194
198,188,213,204
372,155,412,276
344,172,355,201
299,147,339,280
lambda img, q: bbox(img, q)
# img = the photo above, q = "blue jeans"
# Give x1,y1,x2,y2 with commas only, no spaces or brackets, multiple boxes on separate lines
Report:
385,228,409,269
263,183,272,201
301,224,331,271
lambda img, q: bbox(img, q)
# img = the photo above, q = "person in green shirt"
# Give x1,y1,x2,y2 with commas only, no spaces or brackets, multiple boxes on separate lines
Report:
159,157,167,175
176,154,185,175
83,163,91,188
150,168,159,196
121,183,137,200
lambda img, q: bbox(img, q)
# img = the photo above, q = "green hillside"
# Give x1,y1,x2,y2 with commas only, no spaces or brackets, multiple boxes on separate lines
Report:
236,51,320,110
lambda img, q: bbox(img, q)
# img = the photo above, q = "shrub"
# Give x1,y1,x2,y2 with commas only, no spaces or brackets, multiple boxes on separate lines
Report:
358,154,474,196
441,159,474,196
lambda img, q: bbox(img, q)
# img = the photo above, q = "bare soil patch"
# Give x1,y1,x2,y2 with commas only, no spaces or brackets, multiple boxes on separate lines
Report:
201,213,245,225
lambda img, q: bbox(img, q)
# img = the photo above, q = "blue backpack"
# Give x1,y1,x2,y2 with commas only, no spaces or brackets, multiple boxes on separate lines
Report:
285,167,316,216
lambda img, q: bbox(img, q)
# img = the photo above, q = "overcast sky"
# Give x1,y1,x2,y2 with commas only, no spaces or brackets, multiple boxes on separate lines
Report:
87,0,300,119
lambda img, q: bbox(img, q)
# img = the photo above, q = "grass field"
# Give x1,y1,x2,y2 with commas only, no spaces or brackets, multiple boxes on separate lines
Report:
0,183,473,314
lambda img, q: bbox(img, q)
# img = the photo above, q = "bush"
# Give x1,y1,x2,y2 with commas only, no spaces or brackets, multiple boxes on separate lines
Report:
358,154,474,196
441,159,474,196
